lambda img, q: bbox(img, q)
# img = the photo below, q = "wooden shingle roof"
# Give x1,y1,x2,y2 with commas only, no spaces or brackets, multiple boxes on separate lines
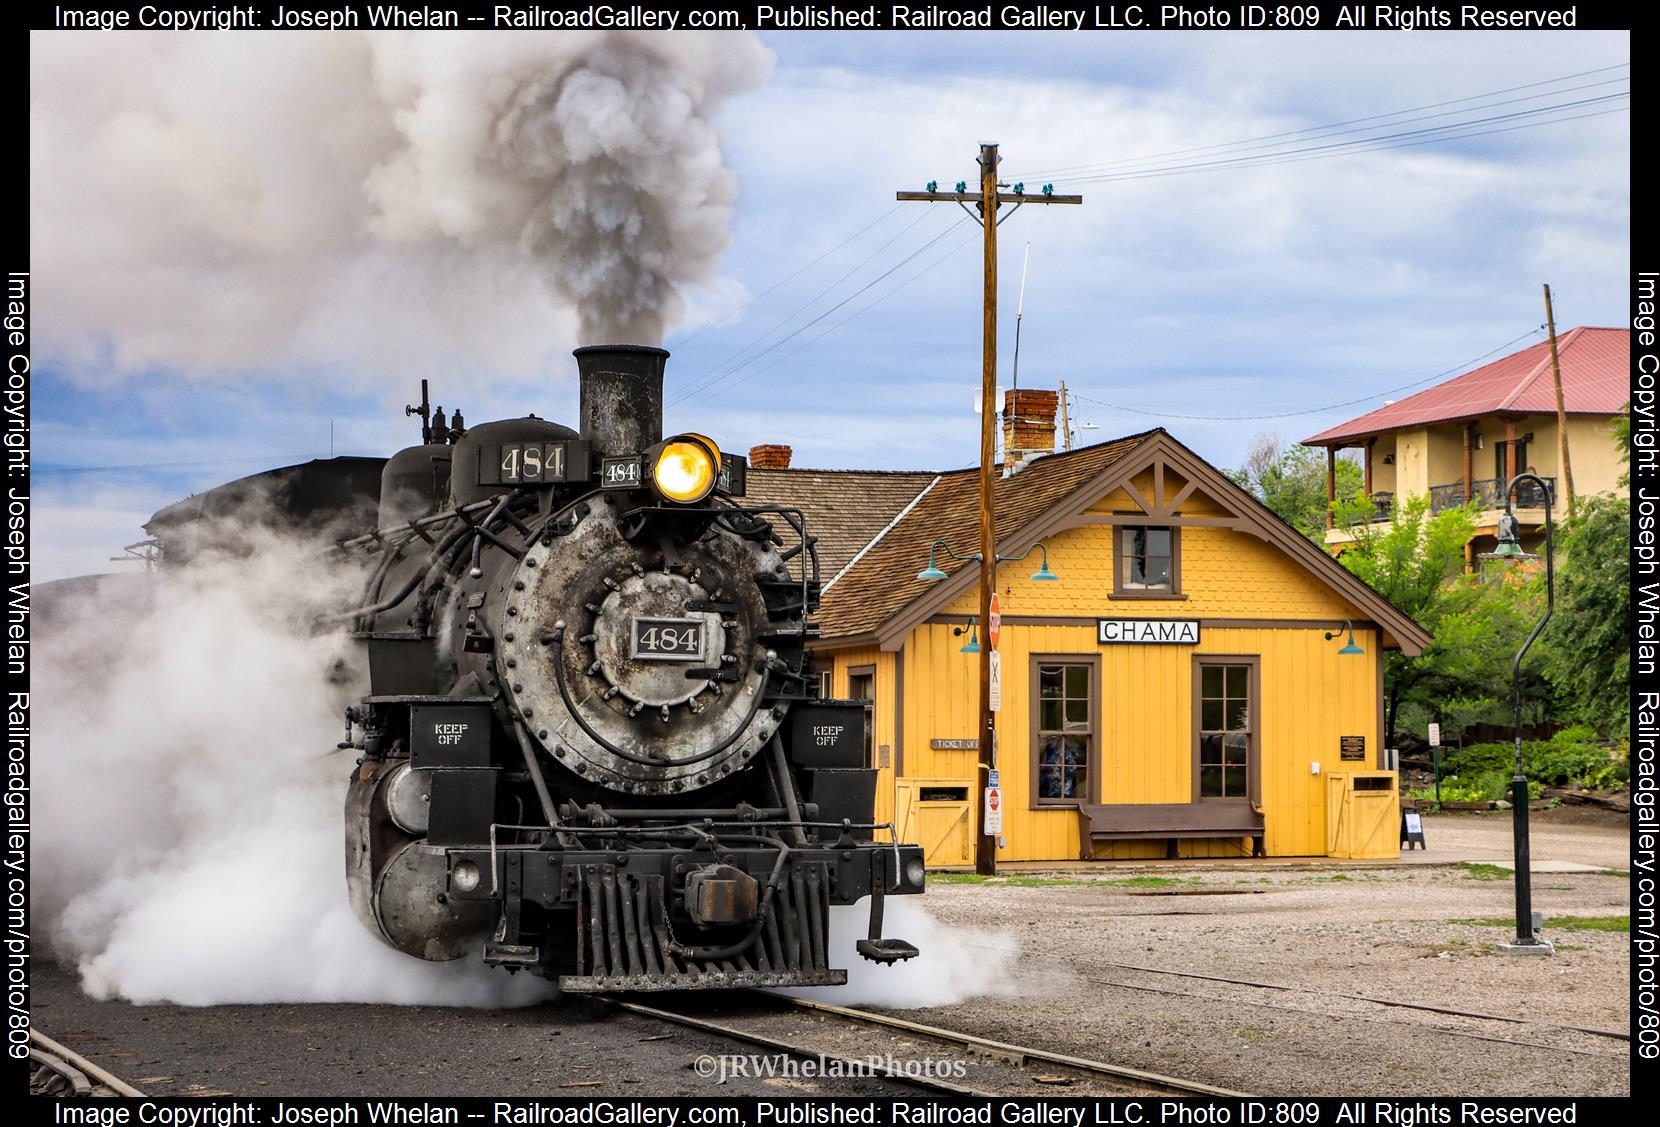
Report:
742,466,938,582
813,431,1158,639
750,428,1431,654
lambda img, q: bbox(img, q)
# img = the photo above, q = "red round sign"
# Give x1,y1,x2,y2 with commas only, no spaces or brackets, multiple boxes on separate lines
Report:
988,790,1000,812
988,592,1002,651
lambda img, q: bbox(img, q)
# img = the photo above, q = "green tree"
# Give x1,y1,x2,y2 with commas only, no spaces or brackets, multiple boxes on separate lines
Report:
1331,491,1539,741
1540,412,1631,734
1227,433,1364,540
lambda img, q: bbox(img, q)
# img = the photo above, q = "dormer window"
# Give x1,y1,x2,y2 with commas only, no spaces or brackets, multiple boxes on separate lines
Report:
1114,525,1182,598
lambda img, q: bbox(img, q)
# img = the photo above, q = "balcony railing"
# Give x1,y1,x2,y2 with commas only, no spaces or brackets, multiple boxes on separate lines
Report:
1331,478,1557,533
1428,476,1554,514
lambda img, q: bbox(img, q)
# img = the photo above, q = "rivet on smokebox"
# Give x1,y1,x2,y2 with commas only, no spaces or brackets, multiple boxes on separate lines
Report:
514,580,526,590
507,607,518,616
504,631,514,642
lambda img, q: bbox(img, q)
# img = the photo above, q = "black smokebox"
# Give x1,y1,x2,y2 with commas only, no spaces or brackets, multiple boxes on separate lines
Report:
575,344,669,459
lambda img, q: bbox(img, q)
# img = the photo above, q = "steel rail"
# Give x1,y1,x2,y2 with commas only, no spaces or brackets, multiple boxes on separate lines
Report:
776,994,1247,1097
30,1030,146,1097
29,1047,93,1097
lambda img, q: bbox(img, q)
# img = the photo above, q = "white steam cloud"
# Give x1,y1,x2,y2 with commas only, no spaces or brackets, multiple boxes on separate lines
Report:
792,901,1020,1009
33,533,547,1006
30,31,772,384
32,540,1005,1011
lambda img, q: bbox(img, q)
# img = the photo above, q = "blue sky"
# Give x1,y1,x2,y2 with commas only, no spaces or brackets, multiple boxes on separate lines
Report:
32,30,1631,580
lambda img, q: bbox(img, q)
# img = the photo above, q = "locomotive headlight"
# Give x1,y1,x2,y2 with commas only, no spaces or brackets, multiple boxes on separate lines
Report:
451,860,482,893
904,856,926,889
651,434,721,504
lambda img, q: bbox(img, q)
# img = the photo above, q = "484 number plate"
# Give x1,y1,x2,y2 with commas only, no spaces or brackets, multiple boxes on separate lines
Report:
631,617,705,661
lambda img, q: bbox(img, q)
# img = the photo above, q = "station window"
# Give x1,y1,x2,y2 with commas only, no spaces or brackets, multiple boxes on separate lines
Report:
1032,660,1096,804
1194,659,1257,801
848,666,876,769
1114,525,1180,597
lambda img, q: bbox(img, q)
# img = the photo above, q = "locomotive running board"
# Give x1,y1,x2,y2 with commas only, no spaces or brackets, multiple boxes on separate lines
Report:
558,969,847,993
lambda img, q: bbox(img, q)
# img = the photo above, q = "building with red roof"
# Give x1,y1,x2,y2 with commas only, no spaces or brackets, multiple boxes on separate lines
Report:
1302,327,1629,557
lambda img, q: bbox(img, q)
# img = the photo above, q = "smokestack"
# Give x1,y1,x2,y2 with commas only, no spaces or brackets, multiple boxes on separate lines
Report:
748,444,793,470
1002,388,1059,472
575,345,669,458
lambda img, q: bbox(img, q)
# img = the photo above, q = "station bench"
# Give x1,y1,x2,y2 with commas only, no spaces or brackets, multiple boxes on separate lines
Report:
1074,802,1265,860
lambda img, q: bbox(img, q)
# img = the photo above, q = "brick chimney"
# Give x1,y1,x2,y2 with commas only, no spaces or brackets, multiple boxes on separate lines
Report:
749,444,793,470
1002,389,1059,472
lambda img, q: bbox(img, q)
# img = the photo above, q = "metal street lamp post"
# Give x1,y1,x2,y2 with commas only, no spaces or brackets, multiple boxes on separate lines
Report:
1477,472,1556,955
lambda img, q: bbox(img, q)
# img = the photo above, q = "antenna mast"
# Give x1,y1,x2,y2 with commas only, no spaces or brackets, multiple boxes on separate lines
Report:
1011,242,1031,391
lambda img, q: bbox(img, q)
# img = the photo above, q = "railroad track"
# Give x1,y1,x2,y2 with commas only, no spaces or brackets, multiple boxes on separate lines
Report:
609,991,1244,1098
28,1030,146,1098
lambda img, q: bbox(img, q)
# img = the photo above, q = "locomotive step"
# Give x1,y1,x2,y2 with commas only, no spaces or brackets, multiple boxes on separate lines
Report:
856,938,920,964
482,943,540,968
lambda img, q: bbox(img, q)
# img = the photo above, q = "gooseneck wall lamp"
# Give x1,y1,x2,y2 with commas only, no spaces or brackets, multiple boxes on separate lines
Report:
1324,621,1365,656
1476,472,1556,955
916,540,1060,584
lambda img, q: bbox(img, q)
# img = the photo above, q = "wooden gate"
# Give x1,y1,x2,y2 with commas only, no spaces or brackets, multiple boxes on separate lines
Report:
895,778,975,867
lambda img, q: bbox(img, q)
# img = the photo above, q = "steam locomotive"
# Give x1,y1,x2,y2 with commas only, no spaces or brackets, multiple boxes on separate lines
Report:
336,345,923,991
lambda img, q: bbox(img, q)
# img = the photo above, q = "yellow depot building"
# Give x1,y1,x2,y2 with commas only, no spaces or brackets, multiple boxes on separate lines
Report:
745,415,1431,866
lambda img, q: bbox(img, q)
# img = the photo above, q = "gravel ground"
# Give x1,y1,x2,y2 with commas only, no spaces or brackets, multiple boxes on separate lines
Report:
32,808,1630,1098
894,808,1630,1097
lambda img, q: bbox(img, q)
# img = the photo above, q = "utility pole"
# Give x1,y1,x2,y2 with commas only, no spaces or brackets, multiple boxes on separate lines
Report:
1542,284,1576,516
1059,380,1074,451
898,145,1082,875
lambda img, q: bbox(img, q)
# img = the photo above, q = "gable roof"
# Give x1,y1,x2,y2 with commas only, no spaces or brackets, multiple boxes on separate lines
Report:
803,429,1431,655
813,430,1157,639
1303,327,1629,446
741,466,937,581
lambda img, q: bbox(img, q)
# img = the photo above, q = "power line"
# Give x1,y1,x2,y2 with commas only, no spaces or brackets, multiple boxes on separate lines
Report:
1045,76,1626,182
670,214,970,409
1052,92,1628,186
1010,62,1628,181
1068,327,1547,422
668,208,940,406
668,203,904,348
672,224,982,417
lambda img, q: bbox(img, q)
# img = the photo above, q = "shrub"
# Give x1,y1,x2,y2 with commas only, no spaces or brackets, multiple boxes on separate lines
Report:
1439,735,1622,789
1407,778,1493,804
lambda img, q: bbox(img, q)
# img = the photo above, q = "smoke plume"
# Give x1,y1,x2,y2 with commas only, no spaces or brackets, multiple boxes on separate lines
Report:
30,31,772,384
33,529,547,1006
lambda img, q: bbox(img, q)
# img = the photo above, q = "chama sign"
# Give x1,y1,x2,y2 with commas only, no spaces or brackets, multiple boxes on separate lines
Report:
1097,618,1201,645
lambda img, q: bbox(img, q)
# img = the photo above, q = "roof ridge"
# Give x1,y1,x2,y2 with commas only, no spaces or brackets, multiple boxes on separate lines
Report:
1499,327,1583,411
1303,328,1628,446
823,474,942,592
